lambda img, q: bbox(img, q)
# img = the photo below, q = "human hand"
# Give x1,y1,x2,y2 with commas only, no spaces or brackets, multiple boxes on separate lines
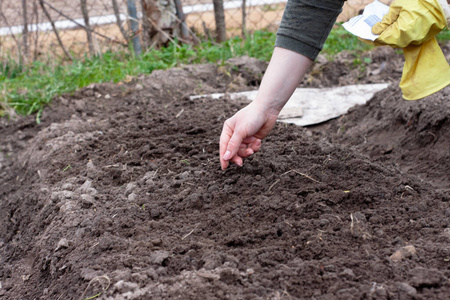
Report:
219,101,278,170
372,0,449,48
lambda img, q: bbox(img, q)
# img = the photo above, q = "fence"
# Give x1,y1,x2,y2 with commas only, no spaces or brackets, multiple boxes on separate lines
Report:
0,0,382,63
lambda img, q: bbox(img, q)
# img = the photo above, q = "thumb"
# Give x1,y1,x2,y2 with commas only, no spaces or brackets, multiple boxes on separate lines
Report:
372,6,400,35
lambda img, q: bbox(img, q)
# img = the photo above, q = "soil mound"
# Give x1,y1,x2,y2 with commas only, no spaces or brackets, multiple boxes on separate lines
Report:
1,55,450,299
315,83,450,191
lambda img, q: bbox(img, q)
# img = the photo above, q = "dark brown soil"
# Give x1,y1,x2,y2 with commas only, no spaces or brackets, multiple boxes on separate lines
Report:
1,48,450,300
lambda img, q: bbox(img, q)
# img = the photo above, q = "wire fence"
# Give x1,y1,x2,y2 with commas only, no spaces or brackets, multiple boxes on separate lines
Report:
0,0,383,63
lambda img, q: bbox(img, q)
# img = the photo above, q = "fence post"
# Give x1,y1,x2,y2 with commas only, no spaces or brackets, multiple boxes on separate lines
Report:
241,0,247,38
212,0,226,42
174,0,188,40
21,0,29,62
127,0,142,56
80,0,95,55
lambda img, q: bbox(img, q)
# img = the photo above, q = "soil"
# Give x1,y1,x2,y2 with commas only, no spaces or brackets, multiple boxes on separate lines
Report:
1,45,450,300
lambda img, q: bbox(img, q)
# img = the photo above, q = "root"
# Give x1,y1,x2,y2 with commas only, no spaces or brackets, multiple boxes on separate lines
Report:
79,275,111,300
282,170,322,184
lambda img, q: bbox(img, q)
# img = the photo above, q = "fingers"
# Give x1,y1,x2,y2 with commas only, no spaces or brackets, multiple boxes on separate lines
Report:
223,130,244,162
372,7,400,35
219,121,233,170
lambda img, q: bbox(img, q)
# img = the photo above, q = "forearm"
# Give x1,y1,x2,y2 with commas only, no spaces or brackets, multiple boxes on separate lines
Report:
252,47,313,115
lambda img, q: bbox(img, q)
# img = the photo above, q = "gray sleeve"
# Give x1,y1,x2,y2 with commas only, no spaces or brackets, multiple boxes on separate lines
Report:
275,0,346,60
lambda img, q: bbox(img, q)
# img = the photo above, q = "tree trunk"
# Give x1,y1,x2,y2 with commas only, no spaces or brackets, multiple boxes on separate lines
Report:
212,0,226,42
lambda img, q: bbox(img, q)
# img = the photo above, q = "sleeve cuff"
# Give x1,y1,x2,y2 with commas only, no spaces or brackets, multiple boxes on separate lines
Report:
437,0,450,27
275,34,321,61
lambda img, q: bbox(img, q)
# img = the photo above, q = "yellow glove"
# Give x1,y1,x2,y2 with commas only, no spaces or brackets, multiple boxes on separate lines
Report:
372,0,450,47
400,37,450,100
366,0,450,100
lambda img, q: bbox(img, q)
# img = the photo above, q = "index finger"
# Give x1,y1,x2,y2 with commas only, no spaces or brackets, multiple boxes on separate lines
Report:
219,122,233,170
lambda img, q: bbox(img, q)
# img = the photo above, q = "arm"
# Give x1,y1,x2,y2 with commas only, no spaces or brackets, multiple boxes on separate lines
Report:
219,47,312,170
219,0,346,170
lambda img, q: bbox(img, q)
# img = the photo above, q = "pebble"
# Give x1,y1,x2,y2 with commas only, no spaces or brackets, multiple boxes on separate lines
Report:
339,268,356,281
128,193,137,201
125,183,137,196
149,250,170,265
390,245,416,262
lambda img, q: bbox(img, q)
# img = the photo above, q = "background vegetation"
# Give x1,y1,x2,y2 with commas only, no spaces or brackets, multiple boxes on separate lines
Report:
1,27,450,121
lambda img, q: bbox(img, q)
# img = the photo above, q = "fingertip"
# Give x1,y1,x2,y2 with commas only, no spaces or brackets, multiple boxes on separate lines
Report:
223,150,231,161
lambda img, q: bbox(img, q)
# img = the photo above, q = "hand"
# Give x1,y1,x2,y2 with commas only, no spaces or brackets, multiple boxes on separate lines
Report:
372,0,449,47
219,102,278,170
218,47,313,170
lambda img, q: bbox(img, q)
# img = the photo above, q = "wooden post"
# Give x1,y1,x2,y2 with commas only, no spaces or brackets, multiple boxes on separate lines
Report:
32,0,40,61
174,0,188,40
21,0,29,61
80,0,95,55
212,0,226,42
241,0,247,39
127,0,142,56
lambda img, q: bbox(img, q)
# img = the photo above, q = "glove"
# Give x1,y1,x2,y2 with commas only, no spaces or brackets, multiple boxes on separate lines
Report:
366,0,450,100
400,37,450,100
372,0,450,47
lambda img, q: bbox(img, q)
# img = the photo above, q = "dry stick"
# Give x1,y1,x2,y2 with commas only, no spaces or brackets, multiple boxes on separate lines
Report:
38,0,73,61
268,179,280,192
41,0,126,46
282,169,322,184
181,225,198,240
111,0,129,42
0,9,23,62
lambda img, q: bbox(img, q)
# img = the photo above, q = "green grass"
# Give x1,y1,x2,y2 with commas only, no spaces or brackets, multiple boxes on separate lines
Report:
2,27,450,120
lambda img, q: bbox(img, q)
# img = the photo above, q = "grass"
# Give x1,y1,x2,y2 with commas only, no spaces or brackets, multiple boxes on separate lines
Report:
2,27,450,120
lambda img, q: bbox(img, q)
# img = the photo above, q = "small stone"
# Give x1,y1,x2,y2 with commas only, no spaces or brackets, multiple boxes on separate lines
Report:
128,193,137,201
149,250,170,265
396,282,417,296
104,94,111,99
62,190,73,199
151,238,163,246
114,280,138,293
339,268,355,280
61,183,74,191
390,245,416,262
81,194,95,207
125,183,137,196
56,238,69,250
86,160,95,170
135,83,144,91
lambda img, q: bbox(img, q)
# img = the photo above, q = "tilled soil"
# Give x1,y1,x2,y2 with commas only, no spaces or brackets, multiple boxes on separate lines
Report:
1,49,450,300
